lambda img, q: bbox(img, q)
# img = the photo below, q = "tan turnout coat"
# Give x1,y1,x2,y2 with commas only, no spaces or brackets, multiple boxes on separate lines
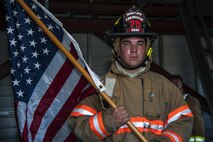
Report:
68,62,193,142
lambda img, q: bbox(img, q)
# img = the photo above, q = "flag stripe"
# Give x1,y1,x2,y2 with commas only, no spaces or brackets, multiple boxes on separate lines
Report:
16,101,26,134
30,43,78,140
34,65,82,141
26,32,75,140
27,43,68,135
54,84,95,142
16,101,28,141
22,119,28,141
44,77,88,141
64,133,77,142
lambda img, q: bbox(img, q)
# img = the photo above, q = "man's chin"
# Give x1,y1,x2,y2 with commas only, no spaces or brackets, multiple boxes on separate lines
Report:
126,63,141,69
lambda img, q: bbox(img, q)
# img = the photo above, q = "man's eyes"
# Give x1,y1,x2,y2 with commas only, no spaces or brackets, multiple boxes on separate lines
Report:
137,42,145,46
121,42,145,47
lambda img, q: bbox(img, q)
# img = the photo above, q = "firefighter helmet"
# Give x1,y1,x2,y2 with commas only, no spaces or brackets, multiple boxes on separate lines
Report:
106,5,157,43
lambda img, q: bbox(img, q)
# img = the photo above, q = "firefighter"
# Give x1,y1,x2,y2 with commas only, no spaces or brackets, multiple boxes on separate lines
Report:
68,6,193,142
170,74,205,142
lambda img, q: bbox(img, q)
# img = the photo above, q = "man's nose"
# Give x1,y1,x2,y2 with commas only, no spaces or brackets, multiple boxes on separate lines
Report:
130,44,138,52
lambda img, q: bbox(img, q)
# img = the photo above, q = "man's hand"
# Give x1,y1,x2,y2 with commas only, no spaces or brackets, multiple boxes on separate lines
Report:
112,105,130,128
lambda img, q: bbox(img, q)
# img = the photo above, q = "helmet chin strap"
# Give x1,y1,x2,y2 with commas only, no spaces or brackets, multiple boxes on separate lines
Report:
112,49,149,70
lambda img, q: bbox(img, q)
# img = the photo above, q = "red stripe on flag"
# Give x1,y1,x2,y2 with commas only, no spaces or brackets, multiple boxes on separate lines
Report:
30,48,78,140
22,120,29,142
43,76,89,141
64,132,77,142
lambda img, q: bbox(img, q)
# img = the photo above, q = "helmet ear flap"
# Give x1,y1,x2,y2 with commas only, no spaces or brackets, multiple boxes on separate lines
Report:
112,38,120,57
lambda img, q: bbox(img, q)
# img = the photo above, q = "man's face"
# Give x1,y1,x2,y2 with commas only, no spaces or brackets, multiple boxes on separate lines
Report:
120,37,146,69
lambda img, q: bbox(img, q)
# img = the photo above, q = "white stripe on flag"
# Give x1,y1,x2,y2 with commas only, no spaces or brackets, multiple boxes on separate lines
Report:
52,119,71,142
33,65,83,141
16,102,27,135
27,50,66,126
27,35,70,141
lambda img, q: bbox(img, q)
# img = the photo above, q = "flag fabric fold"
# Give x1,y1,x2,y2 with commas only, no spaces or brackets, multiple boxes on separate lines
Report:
5,0,103,141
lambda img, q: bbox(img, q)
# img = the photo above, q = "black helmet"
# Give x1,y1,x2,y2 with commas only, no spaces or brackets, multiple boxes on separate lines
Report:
106,5,157,43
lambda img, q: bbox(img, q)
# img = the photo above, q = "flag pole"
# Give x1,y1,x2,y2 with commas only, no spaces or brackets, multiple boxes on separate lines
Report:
15,0,147,141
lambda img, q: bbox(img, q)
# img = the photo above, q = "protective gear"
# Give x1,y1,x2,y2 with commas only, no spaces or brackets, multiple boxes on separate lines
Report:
107,5,157,43
68,63,194,142
105,5,157,70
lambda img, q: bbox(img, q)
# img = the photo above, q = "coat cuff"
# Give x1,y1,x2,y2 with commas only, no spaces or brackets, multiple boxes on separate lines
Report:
102,108,118,133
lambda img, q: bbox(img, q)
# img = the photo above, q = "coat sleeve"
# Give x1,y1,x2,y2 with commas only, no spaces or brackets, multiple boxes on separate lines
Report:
67,94,117,142
159,82,194,142
150,107,193,142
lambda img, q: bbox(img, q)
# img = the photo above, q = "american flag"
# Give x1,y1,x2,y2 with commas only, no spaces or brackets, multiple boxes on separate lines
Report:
5,0,103,141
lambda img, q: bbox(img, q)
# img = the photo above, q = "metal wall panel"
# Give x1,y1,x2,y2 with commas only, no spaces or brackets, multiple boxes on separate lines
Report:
73,33,112,76
162,35,196,89
0,31,19,141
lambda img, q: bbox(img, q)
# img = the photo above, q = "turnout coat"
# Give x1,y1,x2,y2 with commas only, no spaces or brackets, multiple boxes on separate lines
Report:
68,62,193,142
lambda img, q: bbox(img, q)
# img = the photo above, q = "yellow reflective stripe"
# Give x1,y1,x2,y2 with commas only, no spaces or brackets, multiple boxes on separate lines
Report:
147,47,153,58
190,136,205,142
